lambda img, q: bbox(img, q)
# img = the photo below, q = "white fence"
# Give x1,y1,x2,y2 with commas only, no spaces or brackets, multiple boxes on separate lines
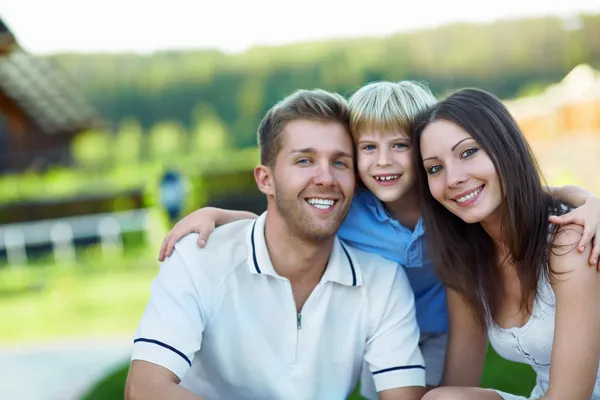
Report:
0,209,152,266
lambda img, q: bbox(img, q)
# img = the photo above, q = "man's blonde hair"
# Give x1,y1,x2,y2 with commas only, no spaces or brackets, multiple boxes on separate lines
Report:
349,81,437,141
258,89,350,166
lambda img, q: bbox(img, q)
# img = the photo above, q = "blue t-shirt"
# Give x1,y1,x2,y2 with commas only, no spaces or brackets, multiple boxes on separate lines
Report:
338,188,448,333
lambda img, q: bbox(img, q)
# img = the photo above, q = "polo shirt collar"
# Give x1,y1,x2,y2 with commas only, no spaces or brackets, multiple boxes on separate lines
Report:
246,212,363,287
363,189,426,239
364,189,392,223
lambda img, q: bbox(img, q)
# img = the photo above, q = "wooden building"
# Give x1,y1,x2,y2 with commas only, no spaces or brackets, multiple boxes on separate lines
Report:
506,64,600,140
0,17,101,172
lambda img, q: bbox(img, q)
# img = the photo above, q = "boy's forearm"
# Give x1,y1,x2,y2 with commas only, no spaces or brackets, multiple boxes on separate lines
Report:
213,208,258,226
548,185,595,207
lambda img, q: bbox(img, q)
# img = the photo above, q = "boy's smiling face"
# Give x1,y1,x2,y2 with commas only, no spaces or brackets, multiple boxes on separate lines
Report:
356,130,417,203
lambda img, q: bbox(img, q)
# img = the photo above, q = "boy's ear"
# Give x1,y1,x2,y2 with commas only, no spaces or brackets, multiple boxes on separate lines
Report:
254,164,274,196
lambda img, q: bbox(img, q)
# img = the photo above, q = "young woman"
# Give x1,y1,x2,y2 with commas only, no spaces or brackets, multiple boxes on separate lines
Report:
416,88,600,400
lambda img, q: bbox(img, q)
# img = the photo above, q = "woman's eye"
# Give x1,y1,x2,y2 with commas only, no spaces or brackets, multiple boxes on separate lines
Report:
461,148,479,158
426,165,443,175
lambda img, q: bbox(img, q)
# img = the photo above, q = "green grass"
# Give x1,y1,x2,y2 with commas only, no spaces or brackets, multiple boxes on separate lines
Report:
82,363,131,400
480,346,535,394
0,247,158,343
83,347,535,399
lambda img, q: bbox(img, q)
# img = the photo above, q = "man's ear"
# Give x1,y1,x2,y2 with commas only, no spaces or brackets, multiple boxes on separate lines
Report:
254,164,274,196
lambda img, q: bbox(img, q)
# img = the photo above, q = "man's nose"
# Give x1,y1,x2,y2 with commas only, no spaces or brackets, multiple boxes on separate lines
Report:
313,162,335,187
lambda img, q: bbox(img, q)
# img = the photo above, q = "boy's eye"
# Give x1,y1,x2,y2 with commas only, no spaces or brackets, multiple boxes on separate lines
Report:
362,144,376,151
393,143,409,149
461,148,479,158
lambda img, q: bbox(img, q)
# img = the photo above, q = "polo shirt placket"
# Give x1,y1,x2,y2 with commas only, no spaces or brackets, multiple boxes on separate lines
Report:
247,218,359,370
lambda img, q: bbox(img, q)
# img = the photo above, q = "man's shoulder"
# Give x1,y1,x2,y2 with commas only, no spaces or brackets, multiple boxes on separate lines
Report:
173,219,252,278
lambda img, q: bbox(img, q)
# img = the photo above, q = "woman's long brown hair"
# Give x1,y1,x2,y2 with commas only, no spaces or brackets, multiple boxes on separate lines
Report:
412,88,565,328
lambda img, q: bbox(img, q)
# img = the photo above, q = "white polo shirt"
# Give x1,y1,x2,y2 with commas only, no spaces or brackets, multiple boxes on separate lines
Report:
131,212,425,399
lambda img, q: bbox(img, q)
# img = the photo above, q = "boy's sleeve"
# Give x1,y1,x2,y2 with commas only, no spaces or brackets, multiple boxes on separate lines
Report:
364,265,426,391
131,248,208,380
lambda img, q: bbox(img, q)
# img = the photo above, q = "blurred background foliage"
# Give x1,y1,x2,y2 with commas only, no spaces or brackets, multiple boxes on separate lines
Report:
2,13,599,212
50,13,600,146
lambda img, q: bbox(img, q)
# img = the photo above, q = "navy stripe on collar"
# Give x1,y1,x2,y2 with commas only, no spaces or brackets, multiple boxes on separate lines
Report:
134,338,191,366
372,364,425,375
340,243,357,286
250,220,261,273
251,219,356,285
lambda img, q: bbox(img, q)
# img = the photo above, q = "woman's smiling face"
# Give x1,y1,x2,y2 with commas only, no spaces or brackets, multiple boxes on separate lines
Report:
420,119,502,225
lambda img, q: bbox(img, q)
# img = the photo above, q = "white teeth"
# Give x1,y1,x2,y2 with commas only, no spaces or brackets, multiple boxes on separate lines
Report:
455,187,483,203
374,175,400,181
307,198,335,209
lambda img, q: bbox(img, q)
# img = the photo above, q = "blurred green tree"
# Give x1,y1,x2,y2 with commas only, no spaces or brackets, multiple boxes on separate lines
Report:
71,129,112,169
191,104,230,154
114,118,144,164
148,120,187,161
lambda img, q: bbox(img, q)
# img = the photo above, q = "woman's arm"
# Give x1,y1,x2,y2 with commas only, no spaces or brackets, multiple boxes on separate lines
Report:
543,224,600,400
158,207,258,261
440,289,488,387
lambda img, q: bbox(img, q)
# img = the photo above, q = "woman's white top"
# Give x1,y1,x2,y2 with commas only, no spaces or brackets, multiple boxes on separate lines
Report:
487,276,600,399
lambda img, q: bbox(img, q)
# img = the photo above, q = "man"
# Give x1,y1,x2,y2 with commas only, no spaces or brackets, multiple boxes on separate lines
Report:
125,89,426,399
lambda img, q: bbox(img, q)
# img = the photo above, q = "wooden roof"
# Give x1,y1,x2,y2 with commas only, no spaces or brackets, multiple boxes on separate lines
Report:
0,17,16,54
0,16,102,135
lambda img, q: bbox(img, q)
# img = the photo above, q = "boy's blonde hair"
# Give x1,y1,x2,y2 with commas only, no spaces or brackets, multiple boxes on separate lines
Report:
348,81,437,141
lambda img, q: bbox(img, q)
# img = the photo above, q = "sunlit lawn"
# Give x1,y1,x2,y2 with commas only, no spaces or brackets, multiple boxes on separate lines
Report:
0,247,158,343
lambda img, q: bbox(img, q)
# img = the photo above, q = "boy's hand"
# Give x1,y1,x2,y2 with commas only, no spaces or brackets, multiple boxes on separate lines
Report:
550,196,600,268
158,208,217,261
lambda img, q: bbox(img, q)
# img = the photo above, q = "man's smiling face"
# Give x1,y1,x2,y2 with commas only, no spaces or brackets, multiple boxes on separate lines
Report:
265,119,355,242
